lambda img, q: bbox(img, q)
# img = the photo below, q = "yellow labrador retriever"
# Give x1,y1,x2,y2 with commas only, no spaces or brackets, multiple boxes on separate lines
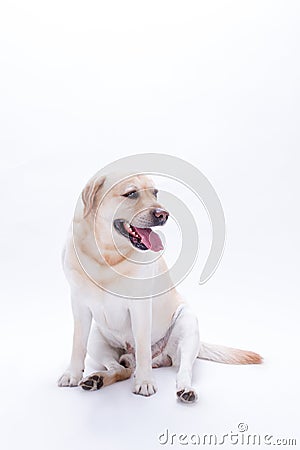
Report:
58,172,262,403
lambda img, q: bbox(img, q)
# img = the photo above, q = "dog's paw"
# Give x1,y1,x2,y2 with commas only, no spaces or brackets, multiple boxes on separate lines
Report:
176,387,198,404
79,374,104,391
57,370,82,387
133,378,157,397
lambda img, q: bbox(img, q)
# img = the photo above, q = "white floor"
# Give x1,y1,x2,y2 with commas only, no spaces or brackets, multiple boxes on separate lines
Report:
1,266,299,450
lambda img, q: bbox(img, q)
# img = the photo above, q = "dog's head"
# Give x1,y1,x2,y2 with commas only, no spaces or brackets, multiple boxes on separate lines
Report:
81,173,168,252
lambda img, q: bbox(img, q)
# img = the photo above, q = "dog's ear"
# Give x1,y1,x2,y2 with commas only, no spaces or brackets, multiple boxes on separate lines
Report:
82,175,106,218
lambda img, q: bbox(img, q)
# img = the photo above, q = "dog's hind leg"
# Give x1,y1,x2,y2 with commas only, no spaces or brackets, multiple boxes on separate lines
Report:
79,325,133,392
152,353,172,368
165,305,200,403
79,362,132,391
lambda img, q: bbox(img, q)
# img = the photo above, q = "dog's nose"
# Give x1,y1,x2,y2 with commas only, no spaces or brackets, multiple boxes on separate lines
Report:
152,208,169,225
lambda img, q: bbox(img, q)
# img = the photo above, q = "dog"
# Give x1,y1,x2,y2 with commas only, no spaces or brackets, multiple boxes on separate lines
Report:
58,171,262,403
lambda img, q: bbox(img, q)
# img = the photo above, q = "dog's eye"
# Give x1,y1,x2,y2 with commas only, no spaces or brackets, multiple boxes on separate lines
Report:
153,189,158,198
123,190,139,199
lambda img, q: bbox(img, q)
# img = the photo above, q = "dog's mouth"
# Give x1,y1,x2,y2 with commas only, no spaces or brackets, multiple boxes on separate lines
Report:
113,219,164,252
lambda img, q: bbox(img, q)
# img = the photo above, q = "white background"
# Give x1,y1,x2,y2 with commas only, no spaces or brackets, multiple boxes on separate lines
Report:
0,1,299,449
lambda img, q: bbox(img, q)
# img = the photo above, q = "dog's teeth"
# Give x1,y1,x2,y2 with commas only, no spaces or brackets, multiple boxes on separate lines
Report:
123,223,140,240
124,223,131,232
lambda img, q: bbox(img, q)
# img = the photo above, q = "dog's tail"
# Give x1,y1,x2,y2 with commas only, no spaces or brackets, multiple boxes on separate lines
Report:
198,342,262,365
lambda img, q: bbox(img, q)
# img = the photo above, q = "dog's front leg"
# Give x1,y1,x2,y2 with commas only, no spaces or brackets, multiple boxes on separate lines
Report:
129,299,156,396
58,302,92,387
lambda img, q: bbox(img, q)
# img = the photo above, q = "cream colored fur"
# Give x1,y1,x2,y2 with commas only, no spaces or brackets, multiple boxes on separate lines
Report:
58,172,262,402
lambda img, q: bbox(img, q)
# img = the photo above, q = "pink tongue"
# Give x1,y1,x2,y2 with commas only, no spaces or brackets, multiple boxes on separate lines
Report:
134,227,163,252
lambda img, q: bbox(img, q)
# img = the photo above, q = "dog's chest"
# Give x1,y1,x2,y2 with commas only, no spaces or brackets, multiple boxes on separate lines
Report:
89,294,133,347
